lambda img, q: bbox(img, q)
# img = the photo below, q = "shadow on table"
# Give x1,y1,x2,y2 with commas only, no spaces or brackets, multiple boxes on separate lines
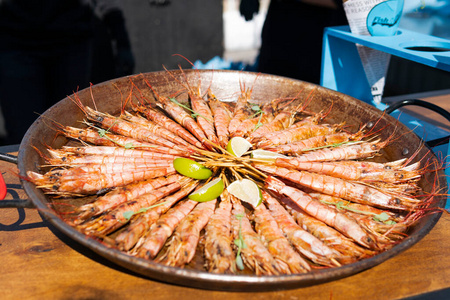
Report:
404,287,450,300
42,213,176,286
0,207,46,231
0,187,46,231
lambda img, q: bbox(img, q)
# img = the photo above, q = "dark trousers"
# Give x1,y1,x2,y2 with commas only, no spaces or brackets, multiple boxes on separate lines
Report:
258,1,347,84
0,39,92,145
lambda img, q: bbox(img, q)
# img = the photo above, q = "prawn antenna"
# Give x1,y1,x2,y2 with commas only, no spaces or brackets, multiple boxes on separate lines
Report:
88,83,98,111
172,54,208,95
128,75,153,106
293,86,316,114
111,82,128,116
67,91,89,117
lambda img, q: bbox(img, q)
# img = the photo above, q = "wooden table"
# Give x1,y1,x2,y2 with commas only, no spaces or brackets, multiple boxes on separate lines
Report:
2,91,450,300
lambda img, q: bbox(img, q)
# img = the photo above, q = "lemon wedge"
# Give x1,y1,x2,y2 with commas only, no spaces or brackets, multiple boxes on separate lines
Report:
227,179,262,208
250,149,287,160
173,157,212,180
227,137,252,157
188,178,224,202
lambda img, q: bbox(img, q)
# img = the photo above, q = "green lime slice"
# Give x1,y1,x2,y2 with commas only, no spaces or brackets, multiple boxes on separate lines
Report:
173,157,212,180
188,177,224,202
227,179,262,208
226,137,252,157
250,149,287,160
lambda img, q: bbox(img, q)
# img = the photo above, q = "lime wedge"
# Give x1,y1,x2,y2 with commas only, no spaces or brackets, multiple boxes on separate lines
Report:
227,179,262,208
250,149,287,160
188,177,224,202
173,157,212,180
227,137,252,157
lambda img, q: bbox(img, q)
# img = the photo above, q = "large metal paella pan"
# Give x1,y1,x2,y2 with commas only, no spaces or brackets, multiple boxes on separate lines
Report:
14,70,446,291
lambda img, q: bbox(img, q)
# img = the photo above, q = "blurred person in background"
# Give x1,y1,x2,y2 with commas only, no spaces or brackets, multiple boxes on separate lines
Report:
240,0,347,84
0,0,134,145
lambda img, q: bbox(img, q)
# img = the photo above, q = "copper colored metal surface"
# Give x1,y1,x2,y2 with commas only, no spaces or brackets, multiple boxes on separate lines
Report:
15,70,446,291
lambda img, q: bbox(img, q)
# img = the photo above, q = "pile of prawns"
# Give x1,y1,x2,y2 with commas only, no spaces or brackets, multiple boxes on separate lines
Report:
27,69,438,276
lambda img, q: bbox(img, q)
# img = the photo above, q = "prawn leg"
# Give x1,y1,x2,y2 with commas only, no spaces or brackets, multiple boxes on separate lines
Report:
208,90,231,148
157,199,217,267
54,146,178,160
253,199,312,273
228,85,252,136
291,140,387,162
121,111,193,148
256,164,420,211
261,191,340,268
115,180,199,251
74,174,184,223
230,198,282,275
255,123,341,149
269,131,364,155
27,165,176,195
264,175,379,250
288,207,374,262
135,104,205,150
204,191,236,274
135,199,198,259
63,126,188,156
76,181,184,236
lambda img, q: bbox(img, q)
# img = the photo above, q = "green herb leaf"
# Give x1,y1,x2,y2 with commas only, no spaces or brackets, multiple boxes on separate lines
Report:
169,97,212,122
321,200,373,216
234,239,244,249
236,254,245,270
252,112,264,132
90,123,135,149
98,129,107,137
121,202,167,222
251,105,261,111
241,240,247,249
373,212,390,222
170,97,194,114
336,201,344,210
373,212,396,224
122,210,135,221
322,199,397,225
301,141,362,152
234,212,248,270
235,213,244,220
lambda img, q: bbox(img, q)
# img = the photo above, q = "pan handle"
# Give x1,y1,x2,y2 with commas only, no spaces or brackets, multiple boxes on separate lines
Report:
0,152,18,165
384,99,450,148
0,200,34,208
0,150,33,208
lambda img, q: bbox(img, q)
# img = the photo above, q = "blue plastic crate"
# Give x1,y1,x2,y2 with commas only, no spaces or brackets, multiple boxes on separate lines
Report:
321,25,450,210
